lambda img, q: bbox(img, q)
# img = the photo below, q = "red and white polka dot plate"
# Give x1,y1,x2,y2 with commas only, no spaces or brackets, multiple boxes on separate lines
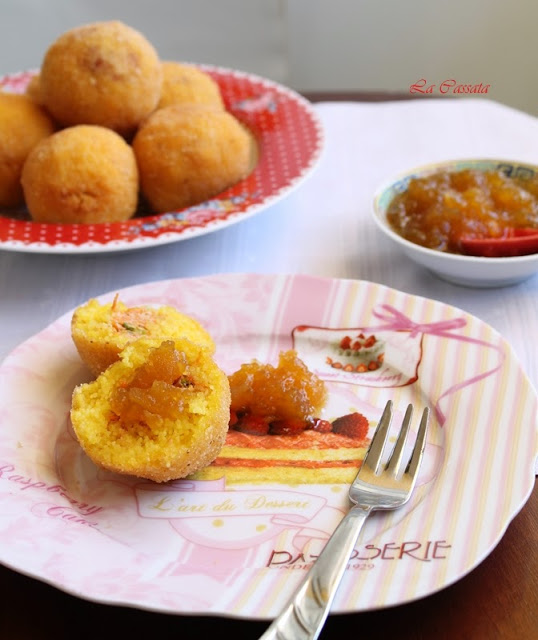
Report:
0,66,324,254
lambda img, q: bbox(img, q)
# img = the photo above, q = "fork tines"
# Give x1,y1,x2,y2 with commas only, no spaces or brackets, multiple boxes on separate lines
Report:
365,400,429,481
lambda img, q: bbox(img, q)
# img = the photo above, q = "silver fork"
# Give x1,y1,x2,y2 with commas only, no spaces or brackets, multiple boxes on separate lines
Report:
258,400,429,640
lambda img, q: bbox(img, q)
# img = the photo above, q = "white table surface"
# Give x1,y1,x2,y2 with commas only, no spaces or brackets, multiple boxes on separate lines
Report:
1,97,537,467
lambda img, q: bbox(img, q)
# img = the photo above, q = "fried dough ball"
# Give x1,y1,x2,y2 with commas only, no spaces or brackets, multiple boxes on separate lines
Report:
24,74,46,107
0,92,55,207
158,61,224,110
70,338,231,483
132,104,255,212
21,124,139,224
39,21,162,135
71,296,216,376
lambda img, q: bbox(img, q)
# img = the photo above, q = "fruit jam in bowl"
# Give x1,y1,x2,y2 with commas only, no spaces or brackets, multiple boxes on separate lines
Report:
372,158,538,287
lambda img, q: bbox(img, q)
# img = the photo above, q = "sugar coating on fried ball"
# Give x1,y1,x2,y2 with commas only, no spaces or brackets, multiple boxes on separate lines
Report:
39,21,162,135
21,124,139,224
132,105,256,212
158,61,224,110
0,92,55,208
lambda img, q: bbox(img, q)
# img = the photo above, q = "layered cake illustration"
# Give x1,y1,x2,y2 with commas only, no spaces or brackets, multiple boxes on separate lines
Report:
191,411,370,485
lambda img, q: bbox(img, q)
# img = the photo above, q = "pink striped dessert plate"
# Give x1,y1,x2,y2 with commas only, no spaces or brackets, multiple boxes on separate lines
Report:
0,273,536,616
0,67,323,254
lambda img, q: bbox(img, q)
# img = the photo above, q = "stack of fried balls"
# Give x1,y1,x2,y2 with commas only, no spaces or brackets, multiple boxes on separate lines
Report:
0,21,255,223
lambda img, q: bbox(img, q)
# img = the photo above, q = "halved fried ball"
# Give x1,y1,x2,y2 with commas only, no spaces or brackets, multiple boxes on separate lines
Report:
158,61,224,110
132,104,255,212
21,124,139,223
70,338,231,483
71,296,216,376
39,21,162,135
0,92,55,207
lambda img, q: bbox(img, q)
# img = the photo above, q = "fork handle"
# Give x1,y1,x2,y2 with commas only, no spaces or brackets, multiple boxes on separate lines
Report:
258,504,372,640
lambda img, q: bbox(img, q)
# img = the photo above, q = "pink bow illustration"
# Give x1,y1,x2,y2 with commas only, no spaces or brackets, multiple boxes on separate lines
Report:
363,305,505,425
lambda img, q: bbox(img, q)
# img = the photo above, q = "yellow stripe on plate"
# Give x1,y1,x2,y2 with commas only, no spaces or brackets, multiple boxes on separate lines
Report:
218,445,367,462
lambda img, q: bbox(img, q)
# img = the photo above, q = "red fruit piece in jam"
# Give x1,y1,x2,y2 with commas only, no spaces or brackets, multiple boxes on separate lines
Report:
331,412,369,439
269,418,308,436
234,415,271,435
309,418,332,433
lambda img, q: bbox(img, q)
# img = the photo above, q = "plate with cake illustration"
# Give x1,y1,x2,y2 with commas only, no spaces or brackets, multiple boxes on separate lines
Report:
0,273,536,617
0,67,322,254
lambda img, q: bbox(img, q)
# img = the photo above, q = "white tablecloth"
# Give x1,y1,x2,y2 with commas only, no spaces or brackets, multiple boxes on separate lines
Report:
1,97,537,470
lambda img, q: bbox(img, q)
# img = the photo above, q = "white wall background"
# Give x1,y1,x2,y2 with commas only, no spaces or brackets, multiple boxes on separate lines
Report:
0,0,536,116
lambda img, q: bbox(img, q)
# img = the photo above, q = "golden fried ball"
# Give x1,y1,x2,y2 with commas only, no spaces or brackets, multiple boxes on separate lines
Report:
70,337,231,483
39,21,162,135
132,105,255,212
0,92,55,208
158,61,224,110
24,74,46,107
21,124,139,224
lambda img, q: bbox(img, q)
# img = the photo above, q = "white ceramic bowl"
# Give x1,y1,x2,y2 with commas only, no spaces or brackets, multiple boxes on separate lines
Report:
372,158,538,287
